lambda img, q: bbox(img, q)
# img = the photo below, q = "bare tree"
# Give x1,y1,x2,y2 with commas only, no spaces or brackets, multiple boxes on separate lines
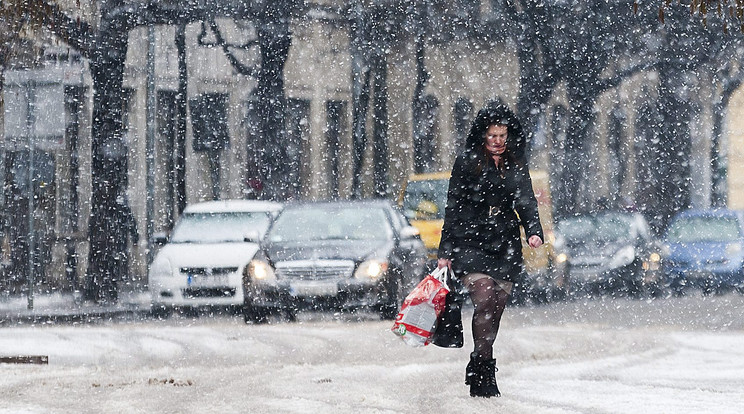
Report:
29,0,300,303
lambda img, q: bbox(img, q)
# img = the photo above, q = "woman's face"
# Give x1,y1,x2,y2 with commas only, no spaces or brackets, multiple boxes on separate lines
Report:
484,124,508,156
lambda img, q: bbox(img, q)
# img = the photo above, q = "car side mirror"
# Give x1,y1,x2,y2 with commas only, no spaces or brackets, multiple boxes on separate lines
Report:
399,226,420,240
152,232,168,246
244,230,262,244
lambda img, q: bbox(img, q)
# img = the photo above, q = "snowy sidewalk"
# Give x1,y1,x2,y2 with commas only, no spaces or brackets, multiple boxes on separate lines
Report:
0,290,152,325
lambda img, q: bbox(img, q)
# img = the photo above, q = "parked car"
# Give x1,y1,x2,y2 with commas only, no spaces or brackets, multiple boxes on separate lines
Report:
148,200,283,315
398,171,449,260
662,209,744,295
243,200,428,322
554,210,664,298
398,169,563,304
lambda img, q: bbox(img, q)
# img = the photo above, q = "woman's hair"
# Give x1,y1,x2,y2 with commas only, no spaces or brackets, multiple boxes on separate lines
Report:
460,99,526,175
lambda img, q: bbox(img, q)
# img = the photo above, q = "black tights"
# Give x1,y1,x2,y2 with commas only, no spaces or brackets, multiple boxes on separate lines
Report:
466,276,510,360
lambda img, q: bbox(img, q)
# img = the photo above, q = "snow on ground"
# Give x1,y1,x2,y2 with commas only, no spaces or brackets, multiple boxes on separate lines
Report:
1,293,744,414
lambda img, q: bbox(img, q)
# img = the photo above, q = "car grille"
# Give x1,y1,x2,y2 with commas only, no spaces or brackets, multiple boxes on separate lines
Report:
667,258,727,268
570,256,606,269
182,288,236,298
180,267,239,275
572,262,603,269
275,260,355,281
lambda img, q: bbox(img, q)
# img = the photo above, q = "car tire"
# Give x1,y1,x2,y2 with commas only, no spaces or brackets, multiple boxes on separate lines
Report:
379,273,402,320
151,304,173,320
624,260,644,299
282,307,298,323
243,305,269,324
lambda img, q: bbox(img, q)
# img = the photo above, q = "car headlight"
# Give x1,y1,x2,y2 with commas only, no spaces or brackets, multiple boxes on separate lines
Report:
609,245,635,269
246,259,277,285
354,260,389,281
149,258,174,278
726,243,742,256
555,253,568,264
644,252,662,271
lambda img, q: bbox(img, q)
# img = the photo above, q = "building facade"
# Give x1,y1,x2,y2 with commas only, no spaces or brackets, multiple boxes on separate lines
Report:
0,0,735,293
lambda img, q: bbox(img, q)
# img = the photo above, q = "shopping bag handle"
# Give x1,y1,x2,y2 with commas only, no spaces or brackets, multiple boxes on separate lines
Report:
429,266,450,291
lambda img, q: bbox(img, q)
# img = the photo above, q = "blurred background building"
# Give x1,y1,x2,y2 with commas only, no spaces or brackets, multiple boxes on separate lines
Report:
1,0,742,295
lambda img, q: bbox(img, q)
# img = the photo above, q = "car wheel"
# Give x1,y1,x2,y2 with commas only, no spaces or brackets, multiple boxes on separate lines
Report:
243,305,269,324
282,307,298,323
151,304,172,320
622,259,644,298
379,273,402,320
701,279,718,296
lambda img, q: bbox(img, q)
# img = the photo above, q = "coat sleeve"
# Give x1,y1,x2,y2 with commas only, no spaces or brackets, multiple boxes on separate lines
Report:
438,156,470,259
514,166,544,241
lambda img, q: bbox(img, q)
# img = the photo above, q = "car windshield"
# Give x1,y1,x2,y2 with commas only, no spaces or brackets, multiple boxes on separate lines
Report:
170,212,272,243
558,213,633,245
666,216,741,243
402,179,448,220
268,206,392,242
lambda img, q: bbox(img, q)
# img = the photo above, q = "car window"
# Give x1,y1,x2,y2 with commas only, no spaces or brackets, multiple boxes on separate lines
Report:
268,206,393,242
666,216,741,243
635,215,651,240
402,179,448,220
558,213,633,244
388,207,407,232
170,212,272,243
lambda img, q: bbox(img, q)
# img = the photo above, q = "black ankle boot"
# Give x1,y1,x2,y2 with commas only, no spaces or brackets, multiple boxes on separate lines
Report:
465,353,477,385
469,358,500,398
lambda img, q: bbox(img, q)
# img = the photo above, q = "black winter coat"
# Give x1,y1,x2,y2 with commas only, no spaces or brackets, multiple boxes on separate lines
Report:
438,101,543,282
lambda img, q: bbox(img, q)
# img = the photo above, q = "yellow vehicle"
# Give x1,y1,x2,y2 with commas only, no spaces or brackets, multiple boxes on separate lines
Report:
399,169,563,302
398,171,450,258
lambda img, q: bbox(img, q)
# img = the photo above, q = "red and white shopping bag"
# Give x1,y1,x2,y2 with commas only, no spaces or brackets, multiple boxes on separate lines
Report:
391,267,450,347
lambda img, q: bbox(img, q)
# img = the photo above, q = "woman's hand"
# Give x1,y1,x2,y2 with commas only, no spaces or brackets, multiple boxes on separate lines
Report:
437,258,452,269
528,235,543,248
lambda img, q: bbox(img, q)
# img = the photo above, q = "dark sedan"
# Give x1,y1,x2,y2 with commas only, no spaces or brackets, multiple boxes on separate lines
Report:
241,200,428,322
555,211,664,298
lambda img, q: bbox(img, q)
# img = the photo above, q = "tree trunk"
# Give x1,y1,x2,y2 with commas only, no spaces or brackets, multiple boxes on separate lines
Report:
515,43,557,163
175,23,187,216
256,20,291,201
371,53,389,198
84,17,130,304
555,81,594,219
350,6,371,200
646,68,692,233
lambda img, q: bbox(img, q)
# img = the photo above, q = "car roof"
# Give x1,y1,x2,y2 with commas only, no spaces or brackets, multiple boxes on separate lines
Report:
182,199,283,214
280,199,396,210
673,208,744,220
407,171,451,181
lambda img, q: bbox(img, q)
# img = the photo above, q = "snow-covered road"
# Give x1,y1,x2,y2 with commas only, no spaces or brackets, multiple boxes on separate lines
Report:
1,294,743,413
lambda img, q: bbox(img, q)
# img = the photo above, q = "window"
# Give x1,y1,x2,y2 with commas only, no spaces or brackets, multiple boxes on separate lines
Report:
190,93,230,200
286,98,311,199
190,93,230,152
326,100,347,200
158,91,178,227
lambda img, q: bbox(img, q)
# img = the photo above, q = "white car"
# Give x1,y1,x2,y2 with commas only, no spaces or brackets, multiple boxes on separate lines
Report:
148,200,282,312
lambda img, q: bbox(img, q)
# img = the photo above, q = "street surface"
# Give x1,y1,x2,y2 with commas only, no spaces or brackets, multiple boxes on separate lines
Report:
1,293,743,413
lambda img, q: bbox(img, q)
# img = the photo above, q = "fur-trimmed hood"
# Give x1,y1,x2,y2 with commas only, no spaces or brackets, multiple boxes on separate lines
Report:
464,99,526,161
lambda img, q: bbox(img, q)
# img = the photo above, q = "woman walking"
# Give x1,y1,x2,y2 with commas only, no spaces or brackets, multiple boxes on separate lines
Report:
437,100,543,397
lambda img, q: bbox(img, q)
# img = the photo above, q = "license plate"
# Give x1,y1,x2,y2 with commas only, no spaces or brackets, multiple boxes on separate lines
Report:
188,275,229,287
290,281,338,297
